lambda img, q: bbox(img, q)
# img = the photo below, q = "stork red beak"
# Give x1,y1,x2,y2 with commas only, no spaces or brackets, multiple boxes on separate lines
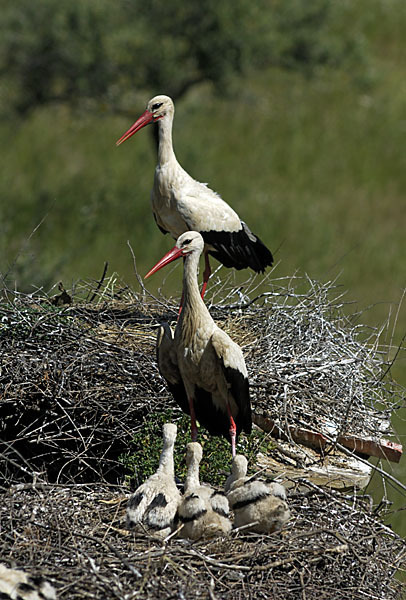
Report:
145,245,184,279
116,109,154,146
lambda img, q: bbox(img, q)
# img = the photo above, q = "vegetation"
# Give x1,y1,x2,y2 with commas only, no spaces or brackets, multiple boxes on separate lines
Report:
120,409,275,488
0,0,365,115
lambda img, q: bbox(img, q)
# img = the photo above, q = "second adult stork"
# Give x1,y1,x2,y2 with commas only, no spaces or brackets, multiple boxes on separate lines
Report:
145,231,252,457
116,95,273,297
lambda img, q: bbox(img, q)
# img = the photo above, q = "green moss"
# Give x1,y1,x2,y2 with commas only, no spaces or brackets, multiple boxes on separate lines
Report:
120,409,276,488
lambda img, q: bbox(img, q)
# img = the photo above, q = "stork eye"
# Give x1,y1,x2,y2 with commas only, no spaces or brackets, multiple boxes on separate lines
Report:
152,102,163,111
182,238,192,246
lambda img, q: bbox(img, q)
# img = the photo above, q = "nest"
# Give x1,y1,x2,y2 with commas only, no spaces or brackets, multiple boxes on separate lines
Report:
0,277,167,484
1,272,405,598
0,273,402,485
1,480,404,599
209,275,399,441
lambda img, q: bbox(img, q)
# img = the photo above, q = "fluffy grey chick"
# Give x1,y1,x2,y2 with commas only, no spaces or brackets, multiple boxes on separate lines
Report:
224,454,249,492
178,442,231,540
126,423,181,537
226,455,290,534
0,563,57,600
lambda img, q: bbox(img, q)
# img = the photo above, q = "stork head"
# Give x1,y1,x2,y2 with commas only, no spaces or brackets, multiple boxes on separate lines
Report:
162,422,177,446
145,231,204,279
225,454,248,492
186,442,203,466
116,95,174,146
231,455,248,479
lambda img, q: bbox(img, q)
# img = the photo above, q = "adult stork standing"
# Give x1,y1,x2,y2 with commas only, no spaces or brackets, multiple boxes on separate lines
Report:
116,94,273,297
145,231,252,457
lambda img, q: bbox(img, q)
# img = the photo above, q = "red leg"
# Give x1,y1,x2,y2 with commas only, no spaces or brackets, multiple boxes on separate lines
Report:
200,252,211,299
188,396,198,442
226,403,237,457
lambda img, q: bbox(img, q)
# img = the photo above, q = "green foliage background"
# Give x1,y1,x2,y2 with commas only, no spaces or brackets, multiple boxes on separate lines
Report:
120,410,275,489
0,0,405,536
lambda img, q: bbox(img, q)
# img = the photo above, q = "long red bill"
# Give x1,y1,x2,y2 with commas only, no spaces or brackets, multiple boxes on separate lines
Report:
144,246,184,279
116,109,154,146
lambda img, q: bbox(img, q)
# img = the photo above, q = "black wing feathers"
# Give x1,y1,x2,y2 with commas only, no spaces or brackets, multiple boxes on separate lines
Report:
193,387,233,440
232,490,270,511
222,365,252,436
128,492,143,510
202,222,273,273
158,361,251,442
164,380,190,415
147,492,168,510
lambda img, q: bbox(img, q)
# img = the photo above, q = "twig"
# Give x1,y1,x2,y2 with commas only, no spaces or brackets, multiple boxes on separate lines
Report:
87,262,109,303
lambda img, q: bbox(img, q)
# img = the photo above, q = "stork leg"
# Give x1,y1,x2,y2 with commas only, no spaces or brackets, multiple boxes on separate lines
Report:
200,252,211,299
188,396,198,442
226,403,237,458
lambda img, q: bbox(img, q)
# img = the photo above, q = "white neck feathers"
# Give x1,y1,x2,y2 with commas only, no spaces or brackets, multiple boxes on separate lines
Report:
157,115,176,166
185,443,203,492
179,250,213,346
157,425,176,477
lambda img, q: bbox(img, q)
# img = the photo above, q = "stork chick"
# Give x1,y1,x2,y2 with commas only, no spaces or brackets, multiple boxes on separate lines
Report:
224,454,249,493
178,442,231,540
0,563,57,600
126,423,181,537
226,455,290,534
116,94,273,297
146,231,252,457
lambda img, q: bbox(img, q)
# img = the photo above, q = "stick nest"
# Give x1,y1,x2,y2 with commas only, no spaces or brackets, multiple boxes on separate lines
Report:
1,481,404,599
1,272,405,598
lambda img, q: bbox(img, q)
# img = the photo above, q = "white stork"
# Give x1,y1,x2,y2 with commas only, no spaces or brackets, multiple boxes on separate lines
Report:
116,94,273,297
226,455,290,534
126,423,181,537
145,231,252,457
0,563,57,600
177,442,231,539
